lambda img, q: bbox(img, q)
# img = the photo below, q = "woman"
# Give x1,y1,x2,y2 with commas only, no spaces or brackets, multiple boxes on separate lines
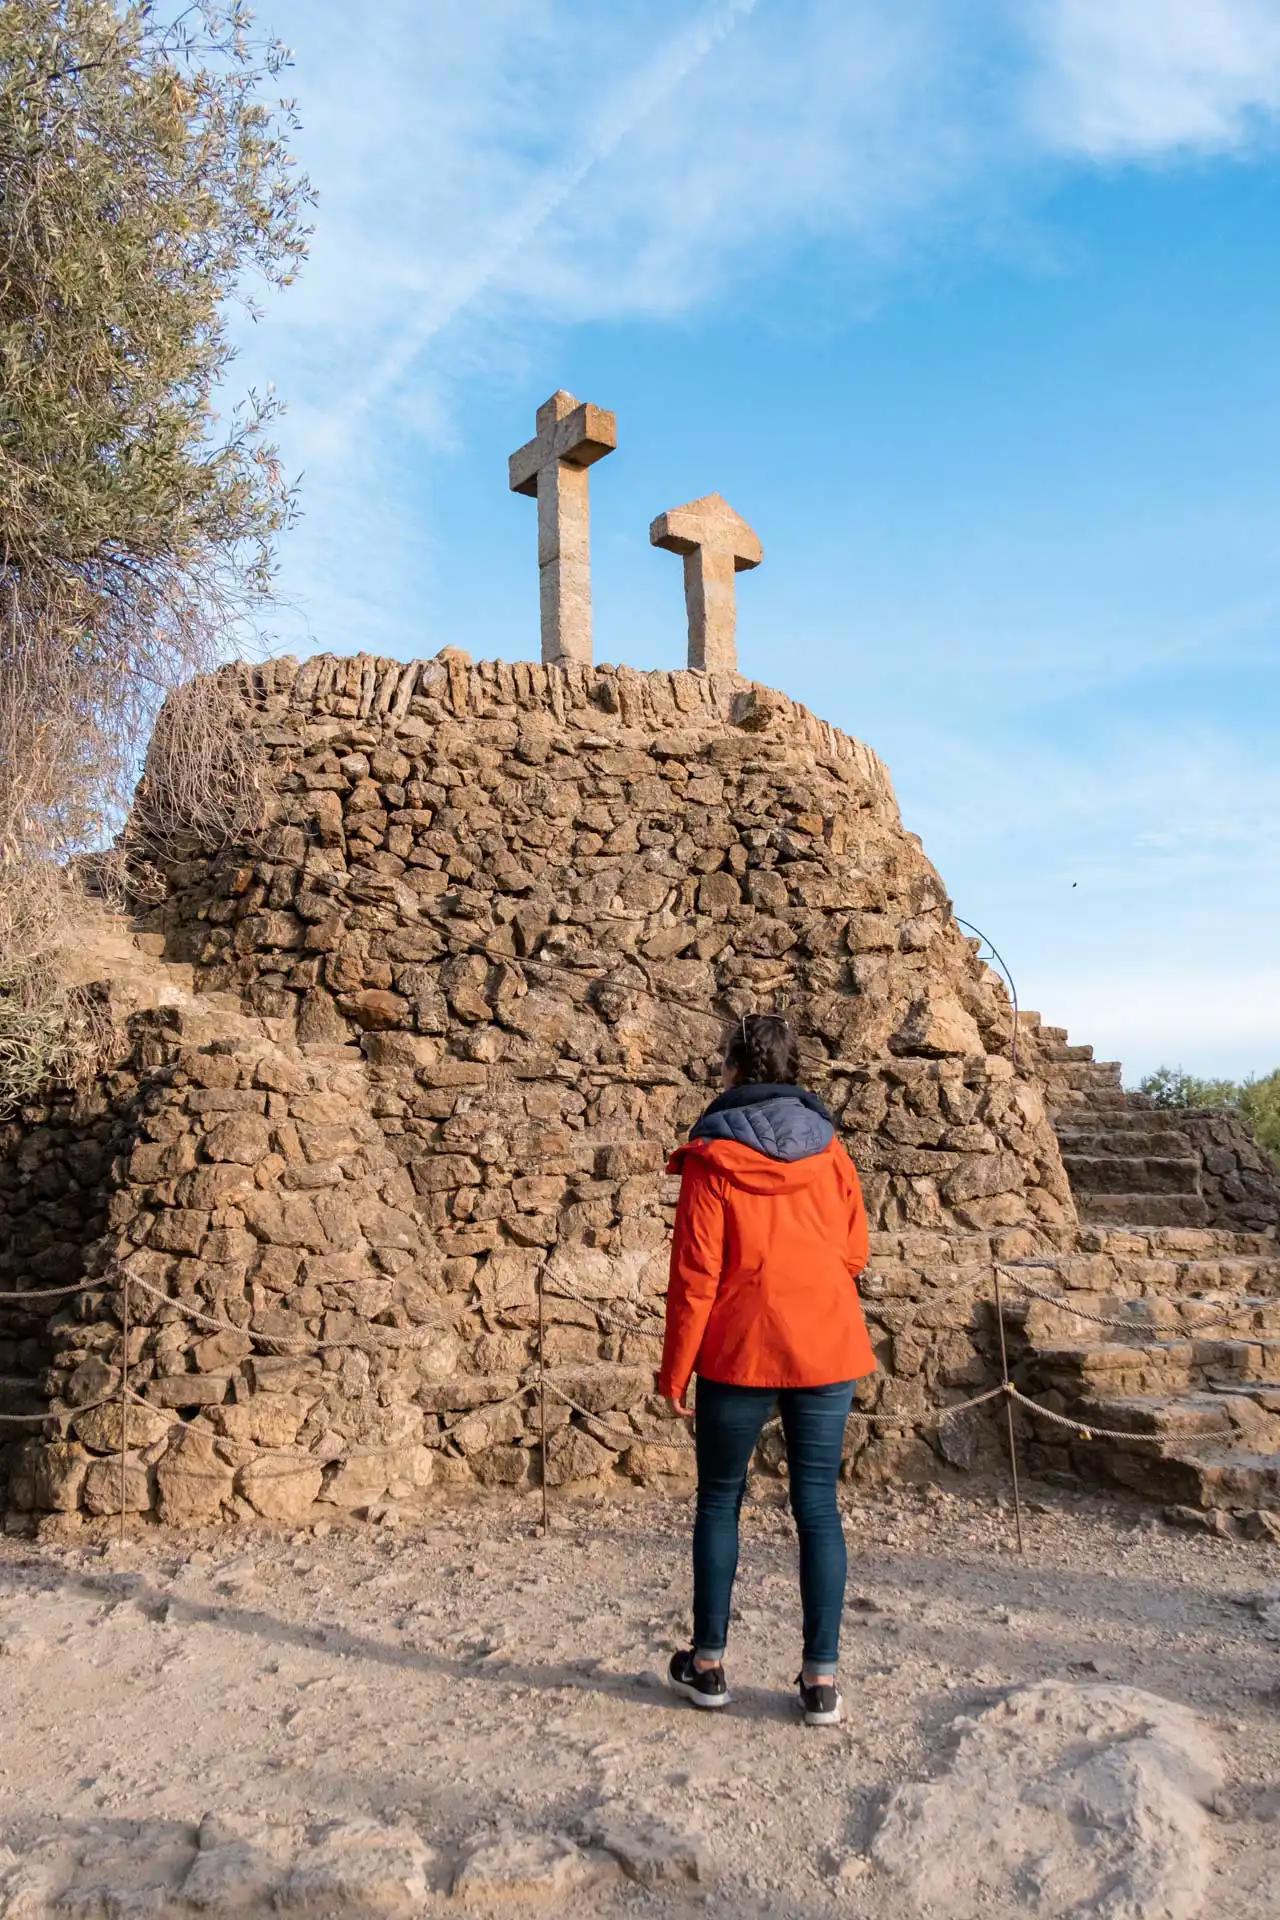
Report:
657,1012,874,1727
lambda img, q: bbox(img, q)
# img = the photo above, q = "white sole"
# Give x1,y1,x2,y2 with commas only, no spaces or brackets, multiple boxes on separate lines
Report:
666,1671,731,1709
800,1694,844,1727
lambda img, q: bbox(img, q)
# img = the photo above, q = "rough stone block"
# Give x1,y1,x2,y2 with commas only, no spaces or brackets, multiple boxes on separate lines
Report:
155,1429,235,1523
238,1453,324,1521
203,1115,272,1165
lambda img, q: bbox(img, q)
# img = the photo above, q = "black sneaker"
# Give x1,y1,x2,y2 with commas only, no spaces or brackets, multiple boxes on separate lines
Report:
796,1672,843,1726
667,1649,730,1709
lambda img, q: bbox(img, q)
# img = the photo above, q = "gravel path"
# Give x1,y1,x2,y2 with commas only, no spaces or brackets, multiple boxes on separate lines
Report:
1,1478,1277,1916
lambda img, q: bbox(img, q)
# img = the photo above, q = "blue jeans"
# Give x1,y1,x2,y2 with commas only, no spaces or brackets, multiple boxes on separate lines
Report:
692,1376,855,1670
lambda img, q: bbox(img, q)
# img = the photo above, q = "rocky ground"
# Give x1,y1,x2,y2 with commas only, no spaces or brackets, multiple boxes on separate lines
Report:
0,1477,1278,1918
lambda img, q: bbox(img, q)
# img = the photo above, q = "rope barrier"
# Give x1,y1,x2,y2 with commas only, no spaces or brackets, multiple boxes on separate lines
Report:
542,1283,664,1340
992,1266,1024,1549
547,1264,1010,1338
860,1269,991,1325
548,1260,1279,1344
17,1261,1261,1353
127,1271,464,1355
0,1376,1179,1450
1009,1276,1278,1336
0,1389,118,1425
6,1260,1263,1435
542,1383,696,1451
6,1220,1273,1542
6,897,1270,1552
0,1278,105,1302
1005,1385,1175,1445
88,1381,548,1485
900,1382,1006,1426
541,1379,1011,1453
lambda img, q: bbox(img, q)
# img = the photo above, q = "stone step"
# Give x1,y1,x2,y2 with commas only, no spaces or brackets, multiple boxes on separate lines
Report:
1019,1292,1280,1343
1060,1152,1201,1197
1058,1090,1130,1112
1092,1439,1280,1513
1057,1060,1125,1089
1059,1098,1189,1121
1055,1104,1213,1134
1026,1381,1280,1513
1208,1379,1280,1412
1079,1192,1211,1227
1035,1025,1068,1046
1056,1104,1191,1128
1085,1226,1280,1260
1034,1255,1280,1300
1076,1389,1253,1439
1056,1127,1193,1159
1032,1334,1280,1397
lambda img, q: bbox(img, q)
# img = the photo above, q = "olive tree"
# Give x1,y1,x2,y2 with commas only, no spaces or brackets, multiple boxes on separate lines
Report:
0,0,309,1105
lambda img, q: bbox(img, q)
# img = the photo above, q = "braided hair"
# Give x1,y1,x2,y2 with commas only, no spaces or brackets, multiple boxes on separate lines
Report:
723,1012,800,1087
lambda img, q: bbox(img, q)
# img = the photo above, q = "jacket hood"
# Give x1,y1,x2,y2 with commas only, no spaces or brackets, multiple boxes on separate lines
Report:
672,1084,837,1192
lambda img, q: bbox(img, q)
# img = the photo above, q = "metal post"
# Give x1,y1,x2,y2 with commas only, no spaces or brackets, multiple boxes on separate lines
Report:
992,1267,1025,1555
118,1274,130,1545
538,1260,549,1537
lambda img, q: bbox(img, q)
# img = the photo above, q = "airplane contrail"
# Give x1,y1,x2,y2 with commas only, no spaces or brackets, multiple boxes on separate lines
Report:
334,0,759,436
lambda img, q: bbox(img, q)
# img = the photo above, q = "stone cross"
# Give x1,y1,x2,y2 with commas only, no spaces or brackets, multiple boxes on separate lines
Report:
649,493,762,673
509,390,617,667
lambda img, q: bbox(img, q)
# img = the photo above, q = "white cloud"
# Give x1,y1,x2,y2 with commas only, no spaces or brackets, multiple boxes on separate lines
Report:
214,0,1280,1070
256,0,983,459
256,0,1280,466
235,0,991,646
1023,0,1280,159
229,0,1280,655
338,0,766,432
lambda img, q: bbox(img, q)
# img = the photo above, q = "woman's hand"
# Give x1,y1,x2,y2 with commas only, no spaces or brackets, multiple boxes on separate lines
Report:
654,1371,695,1419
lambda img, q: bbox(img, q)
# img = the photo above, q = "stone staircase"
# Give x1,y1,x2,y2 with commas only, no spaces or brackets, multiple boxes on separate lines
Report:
1011,1227,1280,1532
1056,1106,1212,1229
1011,1003,1280,1524
1021,1013,1210,1227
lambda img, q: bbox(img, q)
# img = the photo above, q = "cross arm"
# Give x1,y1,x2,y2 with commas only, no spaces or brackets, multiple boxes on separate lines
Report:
509,402,618,495
649,493,762,571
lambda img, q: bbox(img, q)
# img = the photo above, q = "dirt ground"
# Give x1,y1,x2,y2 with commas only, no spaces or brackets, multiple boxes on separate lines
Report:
1,1475,1278,1918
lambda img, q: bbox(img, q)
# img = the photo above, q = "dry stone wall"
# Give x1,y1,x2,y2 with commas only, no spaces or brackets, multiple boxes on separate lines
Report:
1162,1109,1279,1235
157,650,1075,1240
0,996,139,1422
4,651,1084,1524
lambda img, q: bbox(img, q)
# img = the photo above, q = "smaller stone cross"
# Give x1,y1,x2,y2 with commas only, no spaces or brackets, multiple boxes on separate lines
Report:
509,390,617,667
649,493,762,673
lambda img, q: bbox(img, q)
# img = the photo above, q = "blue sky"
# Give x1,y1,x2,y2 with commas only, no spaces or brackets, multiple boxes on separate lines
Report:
229,0,1280,1084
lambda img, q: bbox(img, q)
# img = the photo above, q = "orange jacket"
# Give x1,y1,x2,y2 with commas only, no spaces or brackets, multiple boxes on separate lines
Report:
658,1133,875,1399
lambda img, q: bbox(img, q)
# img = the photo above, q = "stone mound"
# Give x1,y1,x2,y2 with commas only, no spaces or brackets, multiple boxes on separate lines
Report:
3,649,1278,1523
871,1680,1222,1919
